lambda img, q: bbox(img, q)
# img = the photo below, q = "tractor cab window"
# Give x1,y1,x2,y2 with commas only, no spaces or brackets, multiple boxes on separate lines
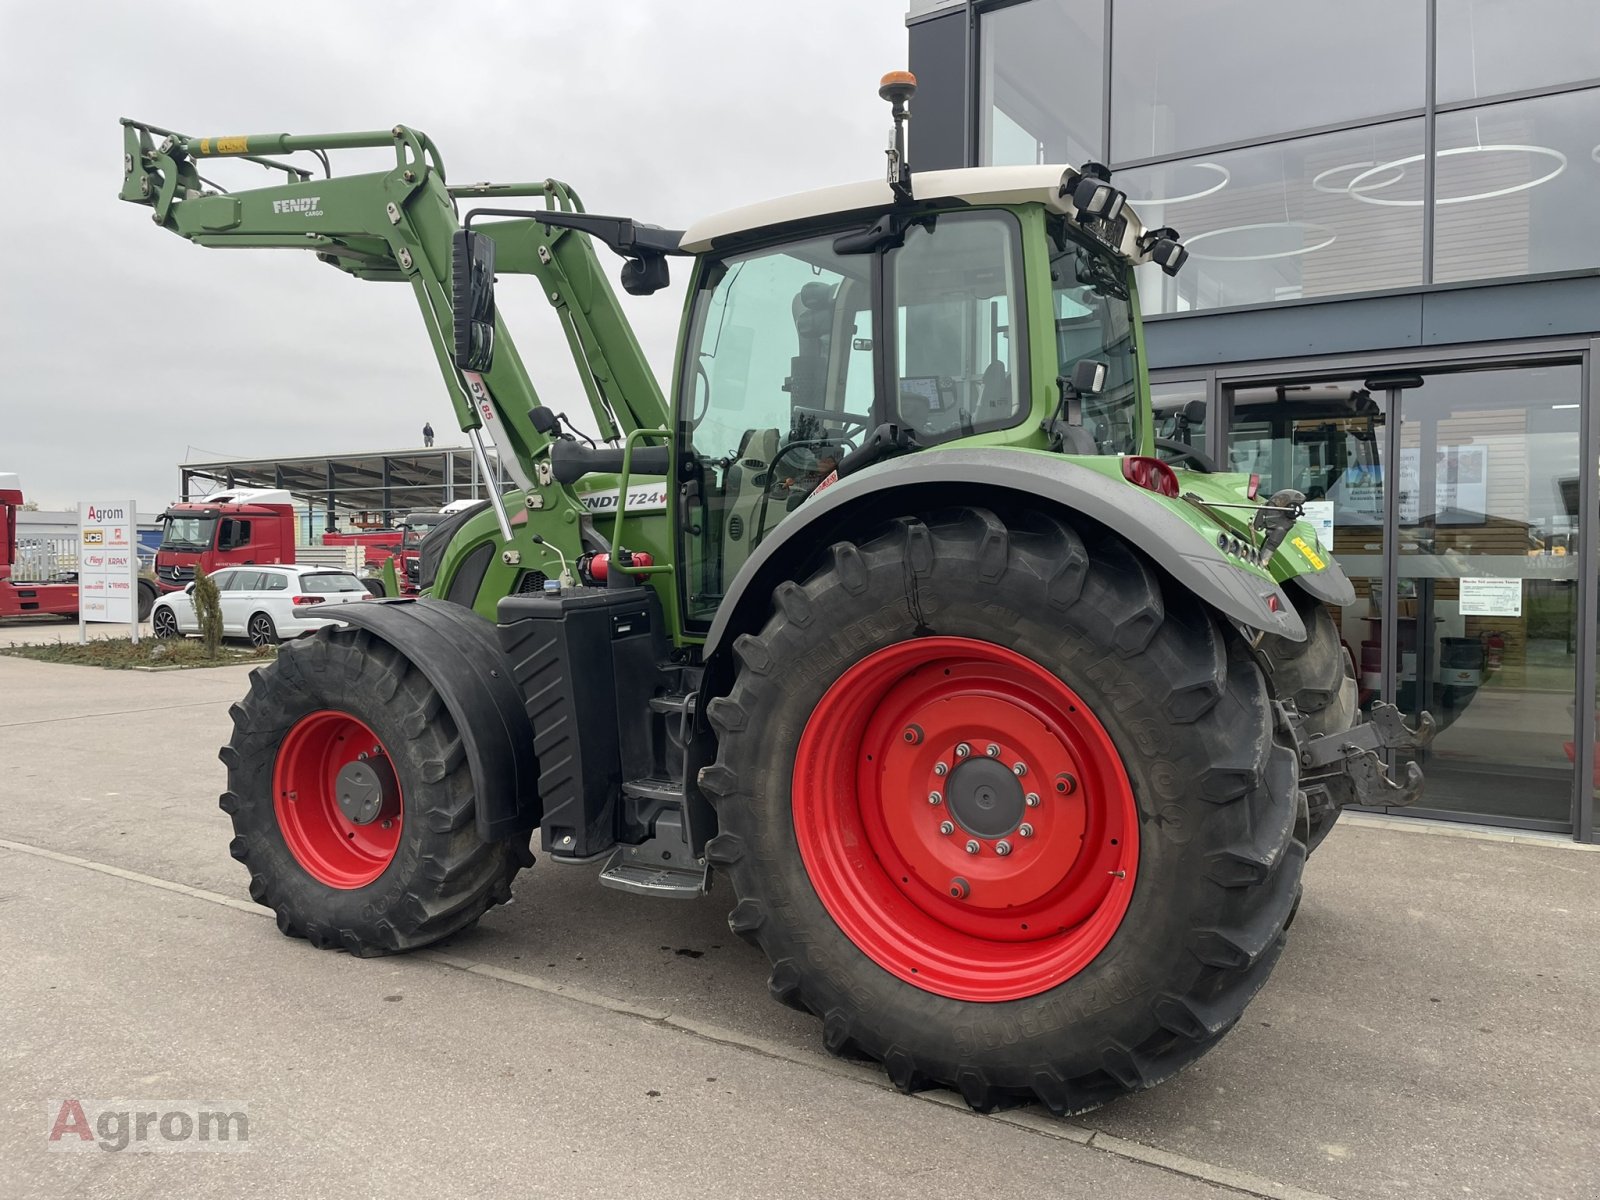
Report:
1050,220,1140,456
681,236,871,622
890,212,1026,440
677,212,1033,626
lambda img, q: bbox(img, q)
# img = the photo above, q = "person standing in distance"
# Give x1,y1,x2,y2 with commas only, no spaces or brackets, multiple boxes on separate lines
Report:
422,422,434,447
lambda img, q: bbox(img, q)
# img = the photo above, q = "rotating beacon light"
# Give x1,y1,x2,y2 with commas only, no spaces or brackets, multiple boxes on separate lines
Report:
880,70,917,204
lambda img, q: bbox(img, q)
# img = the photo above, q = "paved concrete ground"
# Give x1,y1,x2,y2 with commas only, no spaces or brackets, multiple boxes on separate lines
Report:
2,655,1596,1199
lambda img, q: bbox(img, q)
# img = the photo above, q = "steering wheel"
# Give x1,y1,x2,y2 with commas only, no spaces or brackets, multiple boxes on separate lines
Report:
1153,436,1218,473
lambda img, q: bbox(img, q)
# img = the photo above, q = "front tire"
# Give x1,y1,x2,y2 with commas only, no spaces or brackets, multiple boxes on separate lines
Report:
219,626,531,955
152,606,180,639
703,508,1304,1113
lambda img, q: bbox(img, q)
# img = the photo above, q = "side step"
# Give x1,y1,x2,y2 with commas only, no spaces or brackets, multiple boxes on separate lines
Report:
598,777,707,900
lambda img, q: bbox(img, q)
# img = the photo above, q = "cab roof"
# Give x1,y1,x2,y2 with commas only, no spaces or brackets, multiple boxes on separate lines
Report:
680,164,1154,262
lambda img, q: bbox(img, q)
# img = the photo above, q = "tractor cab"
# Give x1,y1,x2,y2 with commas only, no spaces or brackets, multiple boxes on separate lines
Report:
669,167,1165,620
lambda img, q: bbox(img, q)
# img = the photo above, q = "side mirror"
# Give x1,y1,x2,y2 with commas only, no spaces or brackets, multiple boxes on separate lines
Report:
451,229,497,372
183,582,196,594
1070,358,1108,396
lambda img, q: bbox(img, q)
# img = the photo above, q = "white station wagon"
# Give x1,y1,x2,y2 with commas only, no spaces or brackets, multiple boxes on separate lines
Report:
151,565,369,646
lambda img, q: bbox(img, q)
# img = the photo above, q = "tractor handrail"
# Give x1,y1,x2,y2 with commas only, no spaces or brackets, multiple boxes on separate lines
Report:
612,428,676,580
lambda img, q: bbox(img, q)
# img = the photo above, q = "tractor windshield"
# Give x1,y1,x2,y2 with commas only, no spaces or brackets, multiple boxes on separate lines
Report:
159,515,216,552
1050,220,1140,456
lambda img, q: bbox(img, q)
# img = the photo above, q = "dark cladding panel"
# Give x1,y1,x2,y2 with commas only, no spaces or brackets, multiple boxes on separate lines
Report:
908,9,969,171
1144,294,1424,370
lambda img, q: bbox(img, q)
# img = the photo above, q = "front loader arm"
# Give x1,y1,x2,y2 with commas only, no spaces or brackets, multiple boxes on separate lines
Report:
119,119,669,480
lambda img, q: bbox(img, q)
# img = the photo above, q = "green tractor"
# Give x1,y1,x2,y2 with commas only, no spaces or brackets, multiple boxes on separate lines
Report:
120,73,1430,1113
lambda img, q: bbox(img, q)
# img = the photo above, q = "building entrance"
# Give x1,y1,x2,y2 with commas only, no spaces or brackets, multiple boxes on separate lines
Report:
1222,363,1582,830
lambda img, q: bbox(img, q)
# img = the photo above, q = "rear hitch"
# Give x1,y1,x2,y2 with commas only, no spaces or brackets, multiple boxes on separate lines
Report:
1280,701,1436,809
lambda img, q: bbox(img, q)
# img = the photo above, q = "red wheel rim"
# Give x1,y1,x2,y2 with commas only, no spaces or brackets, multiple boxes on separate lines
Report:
273,710,404,889
793,637,1139,1002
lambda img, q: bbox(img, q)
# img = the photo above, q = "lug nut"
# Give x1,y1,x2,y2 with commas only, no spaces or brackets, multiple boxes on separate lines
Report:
934,762,949,777
955,742,971,759
985,743,1000,758
939,821,955,835
1019,823,1034,838
928,791,943,806
1025,792,1040,807
995,840,1012,856
964,839,980,855
1012,762,1028,777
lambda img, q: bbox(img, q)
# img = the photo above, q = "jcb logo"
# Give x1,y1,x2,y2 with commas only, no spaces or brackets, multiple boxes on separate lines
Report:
272,196,323,216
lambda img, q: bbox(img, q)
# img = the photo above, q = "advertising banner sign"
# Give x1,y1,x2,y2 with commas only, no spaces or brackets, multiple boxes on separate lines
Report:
78,500,139,643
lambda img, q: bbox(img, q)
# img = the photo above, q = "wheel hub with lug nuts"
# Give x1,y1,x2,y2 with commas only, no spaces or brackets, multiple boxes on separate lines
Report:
334,751,399,826
944,752,1027,840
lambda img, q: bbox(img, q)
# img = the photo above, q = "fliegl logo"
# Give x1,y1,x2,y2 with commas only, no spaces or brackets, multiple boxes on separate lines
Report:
271,196,323,217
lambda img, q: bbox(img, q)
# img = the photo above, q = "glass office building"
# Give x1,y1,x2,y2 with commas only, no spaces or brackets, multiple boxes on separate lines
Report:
907,0,1600,841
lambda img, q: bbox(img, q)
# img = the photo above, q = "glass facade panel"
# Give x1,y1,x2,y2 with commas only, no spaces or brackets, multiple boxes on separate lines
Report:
1432,87,1600,283
1225,381,1388,723
1436,0,1600,102
1393,366,1580,825
979,0,1103,166
1110,0,1424,163
1122,121,1424,314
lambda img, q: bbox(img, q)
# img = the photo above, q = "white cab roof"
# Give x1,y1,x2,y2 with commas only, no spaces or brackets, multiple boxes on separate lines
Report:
681,165,1153,262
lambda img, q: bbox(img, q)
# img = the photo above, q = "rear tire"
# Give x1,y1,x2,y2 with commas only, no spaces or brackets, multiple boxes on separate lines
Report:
703,508,1304,1113
219,626,531,956
1258,588,1358,850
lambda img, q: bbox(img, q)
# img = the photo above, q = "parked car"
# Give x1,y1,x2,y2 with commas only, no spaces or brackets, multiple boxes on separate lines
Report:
150,566,369,647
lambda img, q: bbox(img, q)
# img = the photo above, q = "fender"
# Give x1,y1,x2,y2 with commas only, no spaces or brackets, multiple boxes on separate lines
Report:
313,597,539,840
1288,553,1356,608
703,447,1310,661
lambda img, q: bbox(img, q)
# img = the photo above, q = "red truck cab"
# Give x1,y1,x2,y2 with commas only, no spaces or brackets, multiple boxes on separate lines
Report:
155,488,296,593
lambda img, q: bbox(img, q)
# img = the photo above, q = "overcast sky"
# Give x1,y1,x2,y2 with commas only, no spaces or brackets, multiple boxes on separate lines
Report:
0,1,908,511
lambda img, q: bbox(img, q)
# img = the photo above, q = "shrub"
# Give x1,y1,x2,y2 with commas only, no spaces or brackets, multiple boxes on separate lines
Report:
192,568,223,658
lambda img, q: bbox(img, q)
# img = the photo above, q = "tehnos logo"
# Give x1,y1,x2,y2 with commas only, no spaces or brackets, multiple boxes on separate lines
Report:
272,196,323,217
